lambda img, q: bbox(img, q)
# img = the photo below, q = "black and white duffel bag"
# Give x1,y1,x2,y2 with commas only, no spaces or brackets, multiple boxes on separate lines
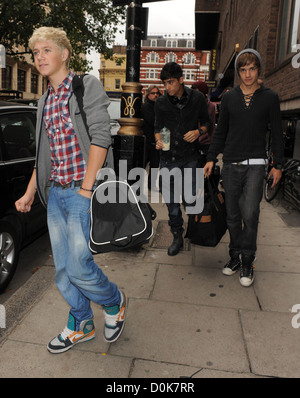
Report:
89,170,156,254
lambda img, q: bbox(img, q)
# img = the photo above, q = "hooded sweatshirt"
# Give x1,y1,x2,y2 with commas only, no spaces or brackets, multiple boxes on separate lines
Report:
206,85,284,167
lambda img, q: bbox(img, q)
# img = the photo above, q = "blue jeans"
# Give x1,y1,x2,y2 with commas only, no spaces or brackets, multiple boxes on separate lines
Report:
221,164,265,256
159,159,199,231
47,183,120,325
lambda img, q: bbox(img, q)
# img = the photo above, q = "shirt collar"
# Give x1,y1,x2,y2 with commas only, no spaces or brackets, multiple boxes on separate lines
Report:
168,85,188,106
48,71,75,94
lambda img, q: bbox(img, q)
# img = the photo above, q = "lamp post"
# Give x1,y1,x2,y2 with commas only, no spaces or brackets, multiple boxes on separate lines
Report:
112,0,168,181
112,0,145,181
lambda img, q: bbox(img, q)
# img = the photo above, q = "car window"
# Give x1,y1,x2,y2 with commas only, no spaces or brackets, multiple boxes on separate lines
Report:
0,111,36,161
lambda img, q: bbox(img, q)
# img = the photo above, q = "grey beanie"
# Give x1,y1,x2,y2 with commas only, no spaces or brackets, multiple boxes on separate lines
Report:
235,48,263,77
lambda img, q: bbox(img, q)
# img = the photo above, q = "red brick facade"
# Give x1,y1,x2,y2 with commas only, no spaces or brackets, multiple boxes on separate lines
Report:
140,35,210,96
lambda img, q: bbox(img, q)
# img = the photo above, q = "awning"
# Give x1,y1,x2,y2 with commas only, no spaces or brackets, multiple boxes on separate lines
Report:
195,12,220,50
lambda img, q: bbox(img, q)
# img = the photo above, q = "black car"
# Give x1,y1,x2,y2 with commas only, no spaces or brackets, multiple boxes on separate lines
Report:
0,101,47,293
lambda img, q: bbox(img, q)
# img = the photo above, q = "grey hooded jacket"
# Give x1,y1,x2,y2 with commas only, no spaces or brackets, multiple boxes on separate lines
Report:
35,74,111,207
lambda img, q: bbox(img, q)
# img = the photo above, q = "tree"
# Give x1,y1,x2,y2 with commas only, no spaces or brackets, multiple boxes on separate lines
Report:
0,0,126,71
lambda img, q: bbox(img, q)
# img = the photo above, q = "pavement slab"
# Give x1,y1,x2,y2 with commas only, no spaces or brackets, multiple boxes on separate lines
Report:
241,310,300,378
109,299,250,373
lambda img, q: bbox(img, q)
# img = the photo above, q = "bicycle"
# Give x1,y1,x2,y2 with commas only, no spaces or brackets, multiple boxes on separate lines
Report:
264,157,300,210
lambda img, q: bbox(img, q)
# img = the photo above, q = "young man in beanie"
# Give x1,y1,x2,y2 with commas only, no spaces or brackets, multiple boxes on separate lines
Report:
204,49,284,287
15,27,127,352
155,62,210,256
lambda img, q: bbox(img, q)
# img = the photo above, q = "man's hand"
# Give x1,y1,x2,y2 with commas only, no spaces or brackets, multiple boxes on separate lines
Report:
184,129,200,143
155,139,164,150
203,161,214,178
268,167,282,188
15,193,35,213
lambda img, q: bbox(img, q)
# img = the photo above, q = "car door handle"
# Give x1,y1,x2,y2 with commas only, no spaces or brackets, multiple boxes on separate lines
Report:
10,176,26,182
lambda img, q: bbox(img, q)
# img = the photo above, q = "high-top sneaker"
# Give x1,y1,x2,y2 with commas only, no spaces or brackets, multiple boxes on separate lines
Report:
47,313,95,354
239,254,256,287
103,291,127,343
222,250,241,276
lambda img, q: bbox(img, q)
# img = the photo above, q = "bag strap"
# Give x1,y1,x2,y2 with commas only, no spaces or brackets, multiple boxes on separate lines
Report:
207,177,225,216
72,73,90,140
72,73,113,169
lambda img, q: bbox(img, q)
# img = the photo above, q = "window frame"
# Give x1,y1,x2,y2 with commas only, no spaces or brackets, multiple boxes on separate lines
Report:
277,0,300,63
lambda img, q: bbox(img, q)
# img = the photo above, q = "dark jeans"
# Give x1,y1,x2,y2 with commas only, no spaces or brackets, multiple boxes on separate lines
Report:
160,159,199,232
222,164,266,257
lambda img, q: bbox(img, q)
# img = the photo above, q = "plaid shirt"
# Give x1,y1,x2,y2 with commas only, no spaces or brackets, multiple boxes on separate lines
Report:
43,71,86,185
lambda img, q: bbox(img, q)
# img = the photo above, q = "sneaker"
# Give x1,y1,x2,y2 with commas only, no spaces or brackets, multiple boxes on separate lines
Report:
239,254,256,287
47,313,95,354
222,256,241,276
239,266,254,287
103,291,127,343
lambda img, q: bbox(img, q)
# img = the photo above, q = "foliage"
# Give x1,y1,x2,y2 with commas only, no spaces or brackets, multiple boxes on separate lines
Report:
0,0,126,71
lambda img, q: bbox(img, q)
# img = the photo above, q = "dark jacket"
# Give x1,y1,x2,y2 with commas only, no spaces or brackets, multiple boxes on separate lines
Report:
154,86,210,162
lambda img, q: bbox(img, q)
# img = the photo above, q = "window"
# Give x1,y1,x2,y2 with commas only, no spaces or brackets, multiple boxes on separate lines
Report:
146,51,159,63
278,0,300,61
165,52,177,63
166,40,177,48
18,69,26,92
187,40,193,48
291,0,300,51
183,53,196,65
0,112,36,161
31,73,38,94
183,69,193,80
1,66,12,89
151,40,157,47
115,79,121,90
146,69,159,79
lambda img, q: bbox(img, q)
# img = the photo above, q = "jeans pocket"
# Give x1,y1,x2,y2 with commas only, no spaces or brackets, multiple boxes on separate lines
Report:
74,190,91,215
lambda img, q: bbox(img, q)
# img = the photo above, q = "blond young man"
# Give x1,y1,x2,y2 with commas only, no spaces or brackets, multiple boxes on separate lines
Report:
15,27,127,353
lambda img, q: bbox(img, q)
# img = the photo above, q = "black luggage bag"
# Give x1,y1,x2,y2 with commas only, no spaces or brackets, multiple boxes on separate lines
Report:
185,178,227,247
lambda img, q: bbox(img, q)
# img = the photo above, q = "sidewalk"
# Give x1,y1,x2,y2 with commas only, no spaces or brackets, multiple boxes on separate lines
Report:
1,196,300,378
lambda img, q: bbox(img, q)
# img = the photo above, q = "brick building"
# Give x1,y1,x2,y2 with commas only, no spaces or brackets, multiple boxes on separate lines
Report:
140,34,210,96
195,0,300,158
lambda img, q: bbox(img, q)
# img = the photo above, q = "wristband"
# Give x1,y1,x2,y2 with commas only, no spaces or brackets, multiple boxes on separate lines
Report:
80,186,94,192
